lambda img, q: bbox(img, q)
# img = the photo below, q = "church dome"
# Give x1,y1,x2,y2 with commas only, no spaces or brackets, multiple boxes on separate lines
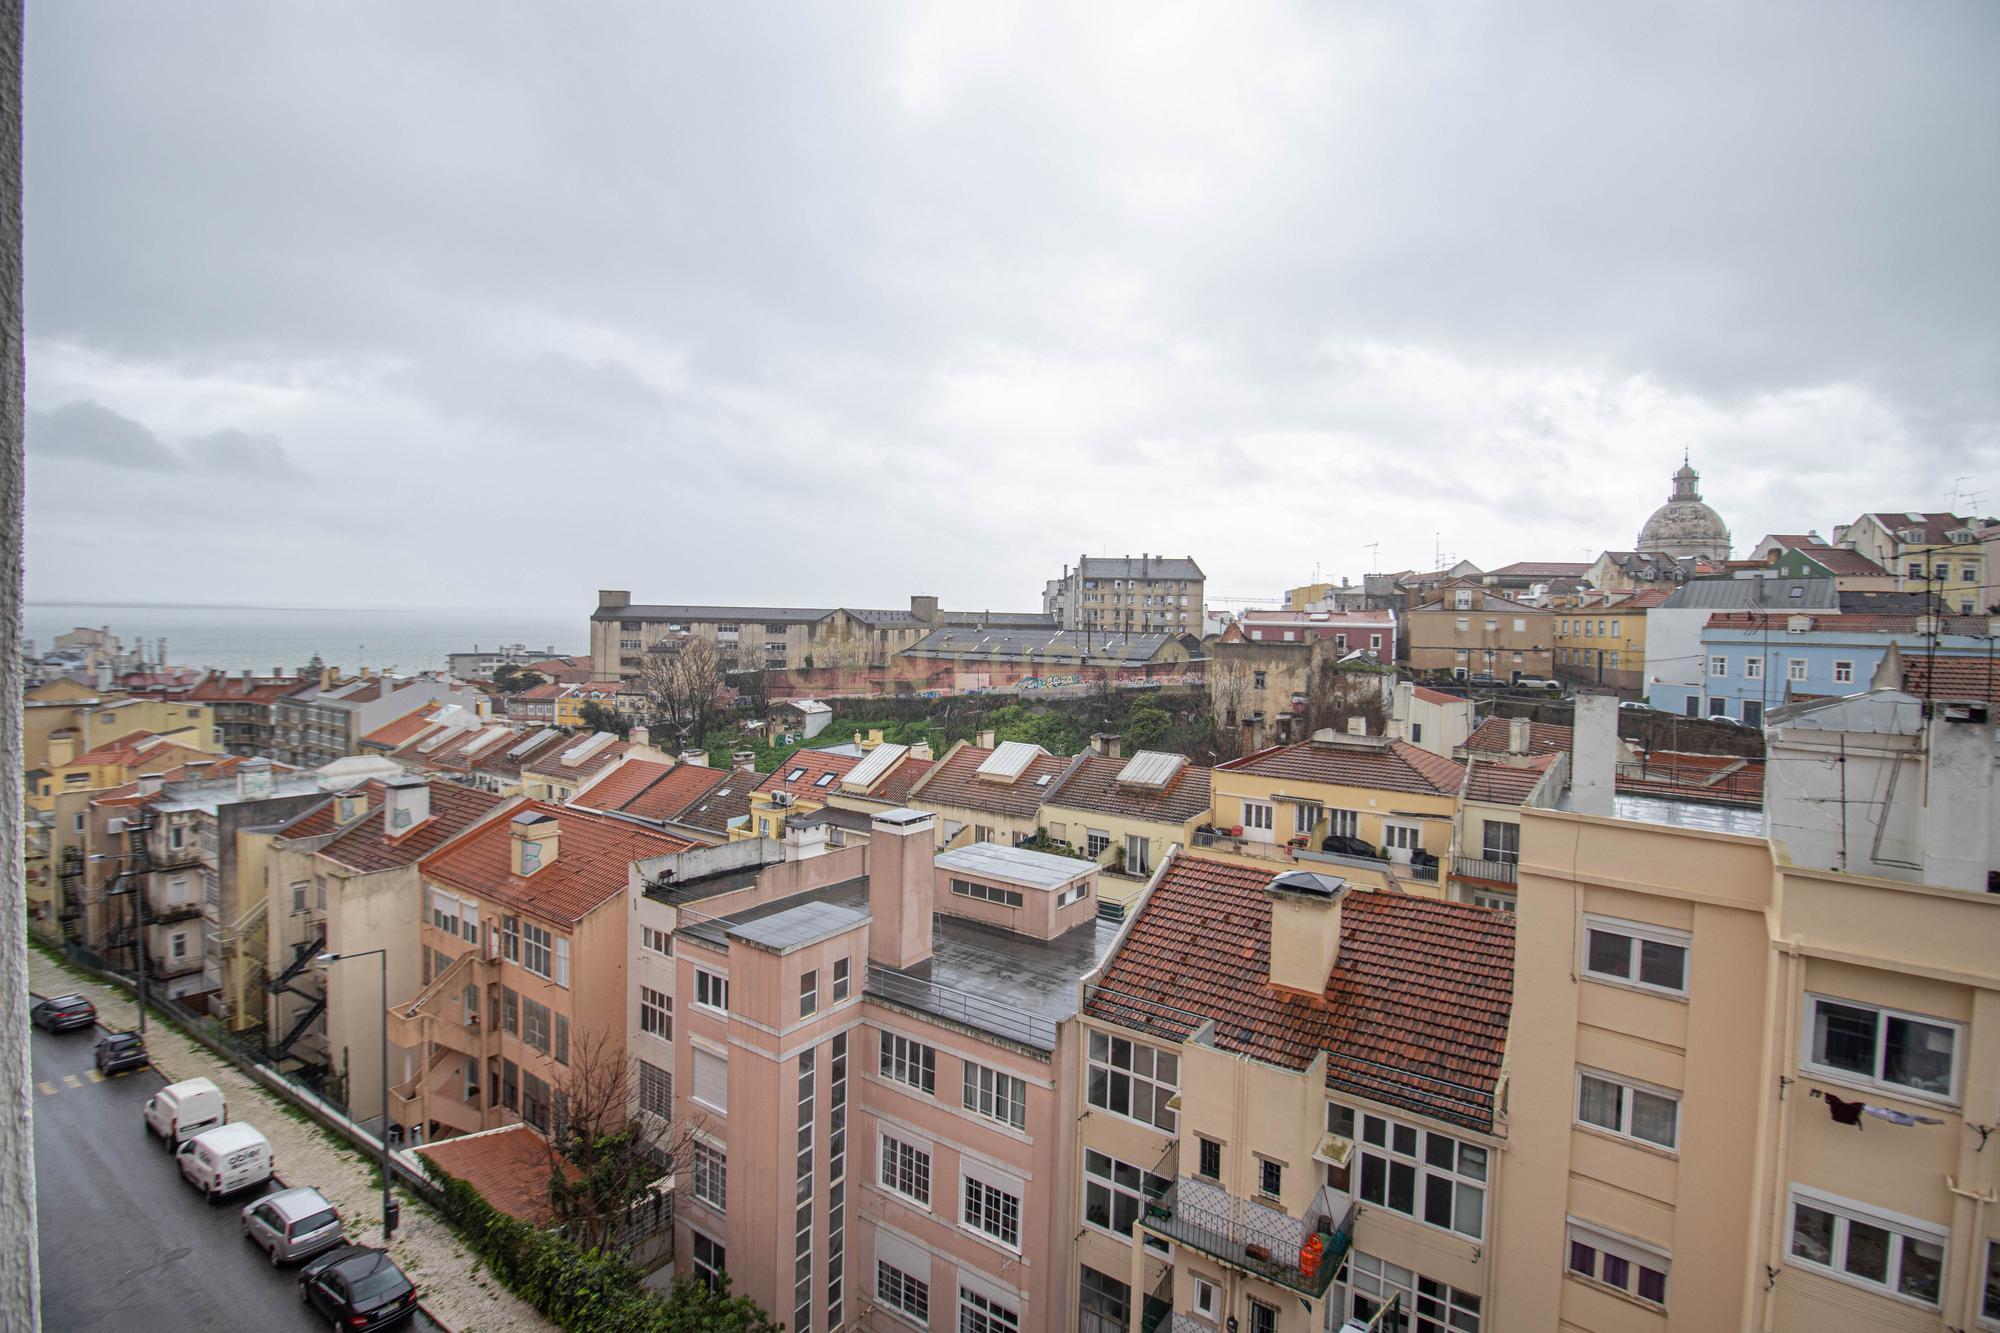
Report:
1637,456,1732,562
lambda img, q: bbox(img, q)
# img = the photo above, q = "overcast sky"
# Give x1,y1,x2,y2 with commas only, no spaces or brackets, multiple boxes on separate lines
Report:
24,2,2000,613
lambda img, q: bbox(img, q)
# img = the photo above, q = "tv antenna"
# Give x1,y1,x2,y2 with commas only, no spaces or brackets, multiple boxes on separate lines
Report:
1362,542,1381,573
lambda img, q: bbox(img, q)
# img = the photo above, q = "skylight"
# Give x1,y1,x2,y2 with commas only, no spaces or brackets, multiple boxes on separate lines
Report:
975,740,1044,782
787,767,807,782
815,771,837,787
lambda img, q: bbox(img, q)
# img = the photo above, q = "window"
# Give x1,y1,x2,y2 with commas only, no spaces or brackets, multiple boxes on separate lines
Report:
691,1141,727,1211
1744,657,1764,680
832,957,849,1002
1582,916,1689,995
522,1072,550,1132
1908,561,1924,579
1344,1251,1483,1332
877,1261,929,1323
522,998,550,1054
1381,822,1421,853
1804,995,1960,1100
1247,1297,1277,1333
1568,1221,1670,1307
502,915,519,963
1983,1239,1999,1322
1328,808,1359,839
1710,655,1728,677
1789,1188,1943,1307
1086,829,1110,858
554,1014,568,1066
1709,696,1728,716
797,969,818,1017
881,1031,937,1094
958,1286,1020,1333
963,1061,1027,1129
694,968,729,1013
640,924,672,956
1743,700,1764,727
1083,1150,1169,1239
1242,801,1275,833
1057,882,1090,908
1576,1069,1680,1149
1079,1266,1130,1333
1480,820,1519,863
1124,834,1150,875
521,921,552,979
1198,1137,1221,1179
1788,658,1809,683
501,986,518,1034
1087,1031,1178,1130
1258,1157,1283,1197
640,986,671,1038
692,1046,727,1112
962,1175,1022,1248
879,1131,931,1206
1294,802,1323,835
1833,660,1854,684
950,878,1024,909
637,1059,671,1118
429,888,461,936
290,880,308,913
1252,670,1267,689
1357,1110,1486,1239
1963,563,1979,584
1194,1277,1217,1317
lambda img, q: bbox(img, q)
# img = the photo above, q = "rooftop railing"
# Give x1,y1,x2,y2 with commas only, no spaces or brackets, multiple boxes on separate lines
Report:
865,964,1058,1051
1139,1182,1354,1300
1451,855,1518,884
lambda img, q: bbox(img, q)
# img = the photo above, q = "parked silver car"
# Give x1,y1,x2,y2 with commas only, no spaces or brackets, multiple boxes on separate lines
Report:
241,1186,344,1266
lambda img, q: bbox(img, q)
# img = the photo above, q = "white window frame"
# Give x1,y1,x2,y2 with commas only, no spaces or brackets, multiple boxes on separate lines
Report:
1833,660,1854,684
1241,800,1275,834
876,1260,930,1325
520,920,552,979
1788,658,1809,683
640,924,672,956
1355,1110,1486,1240
1801,993,1962,1104
832,956,849,1002
878,1129,932,1208
1745,656,1763,680
1567,1218,1670,1308
693,967,729,1015
958,1285,1020,1333
690,1140,726,1213
1327,808,1359,839
1786,1185,1946,1309
639,986,671,1039
961,1172,1023,1250
1581,915,1690,997
1193,1277,1217,1317
1083,1149,1171,1249
1574,1068,1680,1151
1086,1030,1179,1131
691,1045,728,1114
1709,655,1728,677
963,1060,1028,1130
799,968,818,1017
1981,1238,1999,1326
880,1031,937,1095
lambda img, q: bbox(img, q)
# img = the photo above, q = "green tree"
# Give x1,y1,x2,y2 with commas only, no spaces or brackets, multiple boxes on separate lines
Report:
578,700,626,735
1121,702,1172,753
492,663,548,694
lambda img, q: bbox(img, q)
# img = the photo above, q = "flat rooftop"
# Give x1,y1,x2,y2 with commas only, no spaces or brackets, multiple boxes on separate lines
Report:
680,877,1117,1053
1560,790,1767,837
934,841,1096,889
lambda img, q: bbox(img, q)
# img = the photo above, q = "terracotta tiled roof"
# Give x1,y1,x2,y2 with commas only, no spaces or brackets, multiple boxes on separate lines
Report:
670,770,755,835
755,749,861,797
1486,560,1591,578
420,800,692,926
1617,753,1764,807
414,1125,569,1225
1705,612,1991,635
360,703,444,750
859,754,935,805
1410,686,1459,706
275,799,343,840
574,759,674,811
1463,754,1558,805
1617,589,1672,609
1085,853,1514,1131
906,744,1074,818
323,779,510,875
1859,512,1975,545
1903,655,2000,705
1795,547,1890,577
620,764,733,827
1463,718,1573,757
1217,739,1465,797
523,738,632,784
187,674,309,705
516,683,562,701
1043,752,1212,825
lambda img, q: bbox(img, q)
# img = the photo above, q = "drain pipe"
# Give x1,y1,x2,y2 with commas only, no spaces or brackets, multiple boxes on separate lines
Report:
1759,938,1804,1333
1945,1174,1996,1327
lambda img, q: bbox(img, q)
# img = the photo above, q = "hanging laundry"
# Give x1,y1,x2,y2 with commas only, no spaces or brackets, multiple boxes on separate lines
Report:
1823,1093,1866,1126
1862,1105,1945,1127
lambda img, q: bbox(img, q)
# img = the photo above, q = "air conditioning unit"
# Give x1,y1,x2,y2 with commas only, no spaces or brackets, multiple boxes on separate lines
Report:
772,791,795,807
108,817,127,834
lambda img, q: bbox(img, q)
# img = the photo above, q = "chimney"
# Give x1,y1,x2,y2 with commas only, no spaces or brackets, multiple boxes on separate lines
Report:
1089,732,1122,758
383,774,431,835
975,729,996,749
910,594,939,624
678,749,709,766
909,741,934,761
629,725,649,748
236,757,274,800
1265,871,1346,995
335,788,369,824
598,589,632,611
1345,716,1367,737
137,772,165,798
511,810,560,875
1570,694,1618,817
865,807,936,969
1508,717,1530,755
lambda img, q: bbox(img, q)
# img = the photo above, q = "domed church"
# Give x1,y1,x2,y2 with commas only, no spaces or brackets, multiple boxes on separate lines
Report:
1637,454,1732,562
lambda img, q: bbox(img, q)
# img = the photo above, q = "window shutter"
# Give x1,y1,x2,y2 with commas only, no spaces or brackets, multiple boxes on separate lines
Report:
694,1047,728,1111
555,936,570,989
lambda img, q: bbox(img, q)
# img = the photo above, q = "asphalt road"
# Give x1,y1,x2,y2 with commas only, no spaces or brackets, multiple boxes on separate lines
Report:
32,1021,440,1333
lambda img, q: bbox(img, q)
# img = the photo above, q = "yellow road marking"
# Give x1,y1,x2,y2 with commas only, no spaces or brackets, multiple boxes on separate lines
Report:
86,1070,104,1083
37,1082,56,1096
61,1075,82,1089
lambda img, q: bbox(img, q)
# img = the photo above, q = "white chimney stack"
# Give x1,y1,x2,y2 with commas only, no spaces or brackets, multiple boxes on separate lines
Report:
383,774,431,835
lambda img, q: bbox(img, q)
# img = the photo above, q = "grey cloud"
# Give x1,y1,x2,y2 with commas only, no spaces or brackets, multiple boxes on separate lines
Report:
28,399,182,470
182,429,307,479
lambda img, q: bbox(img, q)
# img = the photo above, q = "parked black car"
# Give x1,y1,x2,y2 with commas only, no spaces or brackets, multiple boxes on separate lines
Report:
1319,833,1379,859
94,1030,148,1075
300,1245,418,1330
30,994,97,1033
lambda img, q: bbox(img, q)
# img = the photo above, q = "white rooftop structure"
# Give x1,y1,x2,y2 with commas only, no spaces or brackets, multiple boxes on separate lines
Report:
934,841,1096,890
842,741,909,792
1115,750,1188,790
975,740,1046,783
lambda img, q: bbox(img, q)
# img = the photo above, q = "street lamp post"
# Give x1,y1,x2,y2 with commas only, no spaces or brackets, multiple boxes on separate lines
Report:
318,948,396,1240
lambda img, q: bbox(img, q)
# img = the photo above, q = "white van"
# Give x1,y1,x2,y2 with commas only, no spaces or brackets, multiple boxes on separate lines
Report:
144,1076,226,1147
176,1122,272,1200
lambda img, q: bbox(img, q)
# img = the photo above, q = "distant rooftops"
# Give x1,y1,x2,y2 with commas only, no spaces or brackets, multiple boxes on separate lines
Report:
1655,578,1836,611
1073,555,1204,581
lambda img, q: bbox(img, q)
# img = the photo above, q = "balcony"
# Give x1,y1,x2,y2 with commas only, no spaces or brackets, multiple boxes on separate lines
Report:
1138,1179,1354,1301
1451,855,1519,885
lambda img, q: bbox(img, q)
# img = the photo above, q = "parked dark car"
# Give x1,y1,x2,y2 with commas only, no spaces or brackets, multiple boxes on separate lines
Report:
94,1030,148,1075
299,1245,418,1329
30,994,97,1033
1319,833,1379,859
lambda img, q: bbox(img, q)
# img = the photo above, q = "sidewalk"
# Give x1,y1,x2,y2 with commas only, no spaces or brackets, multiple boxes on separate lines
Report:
30,950,556,1333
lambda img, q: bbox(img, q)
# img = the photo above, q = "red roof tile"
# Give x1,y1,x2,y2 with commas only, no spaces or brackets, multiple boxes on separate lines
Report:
1463,754,1558,805
523,738,632,784
1085,853,1514,1131
361,703,445,750
755,749,861,797
1218,739,1465,797
1464,717,1572,757
1410,686,1459,706
619,764,733,827
1859,512,1975,545
275,800,343,840
1903,655,2000,705
906,744,1074,818
414,1125,570,1225
1617,752,1764,807
1043,752,1212,824
574,759,674,811
322,779,511,875
419,800,692,925
669,769,755,835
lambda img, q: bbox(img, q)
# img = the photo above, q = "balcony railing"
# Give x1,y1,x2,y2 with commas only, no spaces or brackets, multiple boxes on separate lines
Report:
1139,1181,1354,1300
865,965,1058,1051
1451,855,1519,884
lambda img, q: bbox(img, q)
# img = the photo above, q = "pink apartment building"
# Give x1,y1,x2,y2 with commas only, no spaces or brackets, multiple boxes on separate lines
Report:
391,801,692,1142
633,809,1116,1332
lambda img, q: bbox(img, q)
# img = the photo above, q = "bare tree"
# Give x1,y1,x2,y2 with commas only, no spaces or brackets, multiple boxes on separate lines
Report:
542,1028,702,1256
636,636,724,751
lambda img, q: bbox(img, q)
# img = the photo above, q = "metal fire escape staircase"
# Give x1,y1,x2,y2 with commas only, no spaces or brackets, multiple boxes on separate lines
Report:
56,846,85,944
264,927,327,1064
102,813,157,965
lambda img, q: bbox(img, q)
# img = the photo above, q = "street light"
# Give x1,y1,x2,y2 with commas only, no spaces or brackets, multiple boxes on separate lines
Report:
318,948,396,1240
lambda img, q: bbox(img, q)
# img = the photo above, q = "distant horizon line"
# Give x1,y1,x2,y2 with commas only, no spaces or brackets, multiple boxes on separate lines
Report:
27,598,575,616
